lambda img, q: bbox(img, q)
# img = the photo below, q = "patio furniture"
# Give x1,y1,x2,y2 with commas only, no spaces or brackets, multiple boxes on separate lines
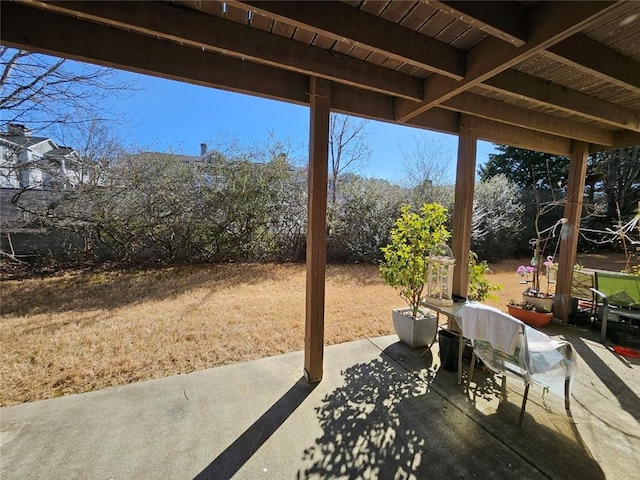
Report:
570,269,596,324
591,270,640,345
461,303,575,425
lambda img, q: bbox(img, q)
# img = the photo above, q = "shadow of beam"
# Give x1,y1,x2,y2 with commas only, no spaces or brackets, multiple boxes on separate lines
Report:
194,377,317,480
569,336,640,423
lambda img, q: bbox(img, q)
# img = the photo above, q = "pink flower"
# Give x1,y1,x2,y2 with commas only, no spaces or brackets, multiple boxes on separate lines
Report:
516,265,535,276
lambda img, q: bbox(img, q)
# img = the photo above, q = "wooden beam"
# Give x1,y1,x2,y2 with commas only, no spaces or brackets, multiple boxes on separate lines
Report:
396,1,619,122
452,117,478,298
331,83,460,135
1,2,310,105
230,0,465,80
465,116,572,156
408,109,461,136
32,0,423,101
431,1,528,47
442,93,614,145
3,2,630,160
553,141,589,324
591,130,640,152
484,69,640,132
0,2,464,140
305,77,330,384
546,34,640,97
612,131,640,150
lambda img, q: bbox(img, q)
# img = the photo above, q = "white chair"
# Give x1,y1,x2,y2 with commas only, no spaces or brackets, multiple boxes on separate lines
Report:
461,303,575,425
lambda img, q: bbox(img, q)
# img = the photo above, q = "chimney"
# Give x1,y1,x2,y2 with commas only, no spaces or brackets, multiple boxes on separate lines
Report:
200,143,208,156
8,124,31,137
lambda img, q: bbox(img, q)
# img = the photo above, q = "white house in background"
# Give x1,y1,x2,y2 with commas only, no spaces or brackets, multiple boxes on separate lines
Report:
0,123,81,190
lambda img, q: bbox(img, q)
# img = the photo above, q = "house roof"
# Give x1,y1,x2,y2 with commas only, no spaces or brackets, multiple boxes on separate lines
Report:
46,146,72,154
1,1,638,156
135,151,201,164
1,134,52,150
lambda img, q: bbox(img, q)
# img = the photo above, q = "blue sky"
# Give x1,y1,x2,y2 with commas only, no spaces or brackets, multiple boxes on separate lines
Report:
106,71,497,183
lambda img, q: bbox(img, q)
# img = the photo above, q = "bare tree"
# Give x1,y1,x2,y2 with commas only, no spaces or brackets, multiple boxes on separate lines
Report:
328,114,371,209
242,129,305,167
401,134,453,187
50,114,127,185
1,47,137,132
400,134,454,208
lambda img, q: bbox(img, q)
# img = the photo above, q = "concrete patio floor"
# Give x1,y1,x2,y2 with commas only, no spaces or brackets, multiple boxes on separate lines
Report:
1,325,638,479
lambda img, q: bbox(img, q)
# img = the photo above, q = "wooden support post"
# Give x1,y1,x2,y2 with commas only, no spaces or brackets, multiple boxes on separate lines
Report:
304,77,330,383
553,141,589,323
452,117,478,298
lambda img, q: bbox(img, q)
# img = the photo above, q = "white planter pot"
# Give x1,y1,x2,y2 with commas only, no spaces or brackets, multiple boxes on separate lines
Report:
392,308,438,348
522,292,554,312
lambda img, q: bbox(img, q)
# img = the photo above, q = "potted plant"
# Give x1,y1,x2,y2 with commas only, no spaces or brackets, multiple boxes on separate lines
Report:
518,260,555,312
507,299,553,328
380,203,450,348
519,179,569,313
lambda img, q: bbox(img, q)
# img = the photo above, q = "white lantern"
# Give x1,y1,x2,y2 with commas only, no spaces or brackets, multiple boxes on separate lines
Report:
426,243,455,307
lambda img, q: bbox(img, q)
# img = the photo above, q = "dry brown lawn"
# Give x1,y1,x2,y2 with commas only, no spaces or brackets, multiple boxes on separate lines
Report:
0,253,632,406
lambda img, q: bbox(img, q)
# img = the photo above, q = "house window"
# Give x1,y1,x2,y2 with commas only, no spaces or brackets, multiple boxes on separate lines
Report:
19,169,30,188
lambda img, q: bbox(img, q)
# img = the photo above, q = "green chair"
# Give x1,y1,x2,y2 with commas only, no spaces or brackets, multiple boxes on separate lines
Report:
591,270,640,343
570,269,596,324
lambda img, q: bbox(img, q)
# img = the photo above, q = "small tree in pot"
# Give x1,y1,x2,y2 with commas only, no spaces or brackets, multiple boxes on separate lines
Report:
380,203,450,347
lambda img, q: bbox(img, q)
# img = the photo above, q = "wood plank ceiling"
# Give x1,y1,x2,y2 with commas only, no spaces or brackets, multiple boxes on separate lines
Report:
2,0,639,156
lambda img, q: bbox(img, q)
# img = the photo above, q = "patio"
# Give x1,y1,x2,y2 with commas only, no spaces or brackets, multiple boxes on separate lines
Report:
1,325,638,479
2,0,640,388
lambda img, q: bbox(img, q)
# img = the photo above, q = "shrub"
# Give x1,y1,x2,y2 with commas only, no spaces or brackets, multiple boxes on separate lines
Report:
380,203,450,317
328,176,407,262
467,251,500,301
472,175,524,261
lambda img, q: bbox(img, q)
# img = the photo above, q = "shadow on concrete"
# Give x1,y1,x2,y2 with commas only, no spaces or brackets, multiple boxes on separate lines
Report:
299,341,605,479
297,350,439,479
569,336,640,423
459,366,606,480
195,377,316,480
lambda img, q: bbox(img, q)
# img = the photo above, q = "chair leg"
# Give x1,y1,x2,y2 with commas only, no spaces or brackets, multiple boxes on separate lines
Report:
564,377,572,417
600,301,609,343
500,375,507,401
466,352,476,393
519,384,530,426
564,344,573,417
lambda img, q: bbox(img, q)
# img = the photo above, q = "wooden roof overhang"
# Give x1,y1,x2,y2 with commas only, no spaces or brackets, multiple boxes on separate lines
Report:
3,1,639,381
2,0,640,154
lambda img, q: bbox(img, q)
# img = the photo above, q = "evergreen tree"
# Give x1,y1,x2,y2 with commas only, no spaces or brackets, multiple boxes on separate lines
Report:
478,145,569,190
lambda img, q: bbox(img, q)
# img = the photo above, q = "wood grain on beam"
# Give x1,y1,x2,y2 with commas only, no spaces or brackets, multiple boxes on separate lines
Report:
465,116,573,156
591,131,640,152
612,131,640,150
396,1,619,122
546,34,640,96
1,2,310,105
305,77,330,383
553,141,589,324
230,0,465,79
441,93,614,145
33,0,423,101
431,1,528,47
408,109,461,136
452,117,477,298
484,69,640,132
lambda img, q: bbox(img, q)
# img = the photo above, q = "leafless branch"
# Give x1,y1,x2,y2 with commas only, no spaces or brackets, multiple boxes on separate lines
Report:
1,48,139,132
